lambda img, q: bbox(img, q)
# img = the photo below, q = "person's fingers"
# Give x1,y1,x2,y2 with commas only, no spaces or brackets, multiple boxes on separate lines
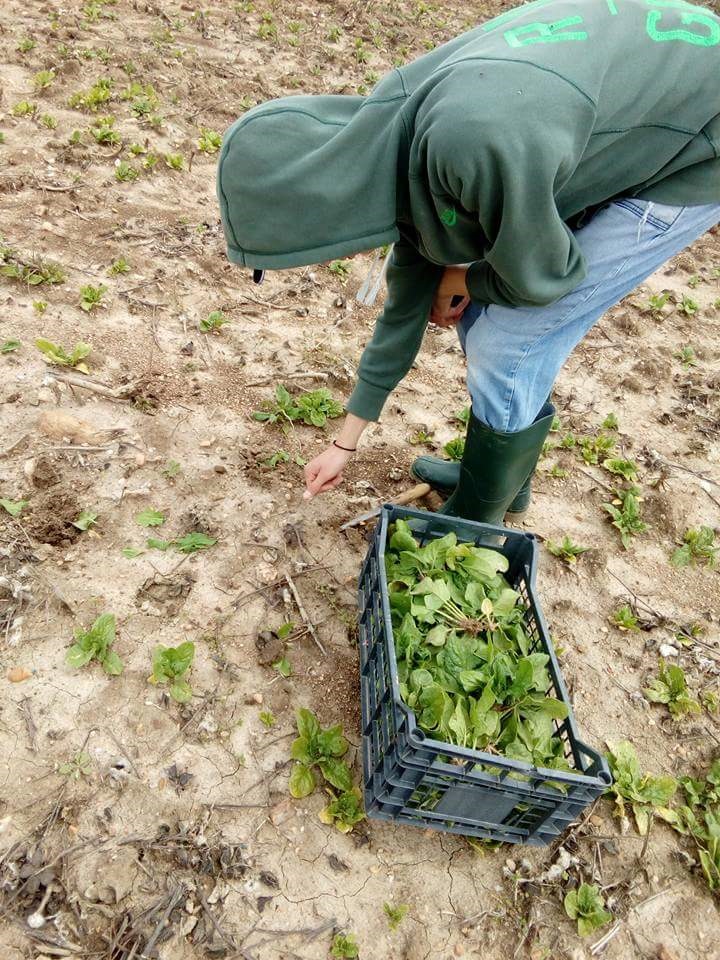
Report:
317,472,343,493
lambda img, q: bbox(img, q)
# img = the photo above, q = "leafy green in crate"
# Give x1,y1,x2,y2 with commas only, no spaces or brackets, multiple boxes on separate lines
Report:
385,521,570,771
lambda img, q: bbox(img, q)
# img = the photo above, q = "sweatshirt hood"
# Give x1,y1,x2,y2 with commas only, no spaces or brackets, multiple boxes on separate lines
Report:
217,93,403,270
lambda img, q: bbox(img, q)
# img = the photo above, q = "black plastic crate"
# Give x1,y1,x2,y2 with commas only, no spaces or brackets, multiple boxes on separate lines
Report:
358,505,611,846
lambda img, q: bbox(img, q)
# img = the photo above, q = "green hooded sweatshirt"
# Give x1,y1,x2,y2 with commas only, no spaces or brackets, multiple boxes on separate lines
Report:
218,0,720,421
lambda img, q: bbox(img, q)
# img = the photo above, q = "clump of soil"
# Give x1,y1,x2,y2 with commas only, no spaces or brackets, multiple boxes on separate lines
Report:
25,488,81,546
28,454,62,490
136,572,195,614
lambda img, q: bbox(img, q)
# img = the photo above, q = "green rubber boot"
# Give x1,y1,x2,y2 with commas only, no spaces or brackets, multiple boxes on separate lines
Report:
440,404,556,525
411,401,555,517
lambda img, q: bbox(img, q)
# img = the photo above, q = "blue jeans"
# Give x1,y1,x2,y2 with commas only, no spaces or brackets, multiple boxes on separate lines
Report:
458,199,720,432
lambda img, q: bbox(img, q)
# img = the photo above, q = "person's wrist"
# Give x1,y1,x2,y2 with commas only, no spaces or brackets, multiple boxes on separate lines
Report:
332,439,357,453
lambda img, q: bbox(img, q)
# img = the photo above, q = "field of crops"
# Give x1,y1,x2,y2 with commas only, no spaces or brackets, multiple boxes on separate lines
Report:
1,2,719,959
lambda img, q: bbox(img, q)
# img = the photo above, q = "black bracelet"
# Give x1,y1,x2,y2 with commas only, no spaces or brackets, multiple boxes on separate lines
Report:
333,440,357,453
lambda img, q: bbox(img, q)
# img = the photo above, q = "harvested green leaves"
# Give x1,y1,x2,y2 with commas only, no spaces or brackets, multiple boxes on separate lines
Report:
385,521,569,770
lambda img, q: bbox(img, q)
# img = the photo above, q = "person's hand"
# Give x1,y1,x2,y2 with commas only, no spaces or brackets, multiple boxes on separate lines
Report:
303,444,353,499
431,266,470,327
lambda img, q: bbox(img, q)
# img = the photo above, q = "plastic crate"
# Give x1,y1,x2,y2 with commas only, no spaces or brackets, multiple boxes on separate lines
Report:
358,505,611,846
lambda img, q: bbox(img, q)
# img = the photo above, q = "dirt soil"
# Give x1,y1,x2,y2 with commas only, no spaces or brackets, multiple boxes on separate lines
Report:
1,2,719,959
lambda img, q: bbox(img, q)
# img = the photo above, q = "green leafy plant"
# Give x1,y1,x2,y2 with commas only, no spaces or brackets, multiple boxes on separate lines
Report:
259,710,276,728
66,613,123,675
1,245,65,286
564,883,612,937
174,532,216,553
1,339,21,354
12,100,37,118
58,751,93,780
79,283,108,311
453,406,470,428
0,498,28,517
73,509,98,531
672,759,720,891
35,339,91,373
602,458,638,482
602,485,647,549
33,69,56,90
546,536,588,565
149,641,195,702
162,459,181,479
115,160,139,182
289,708,351,797
41,114,58,130
644,660,701,718
331,933,359,959
606,740,677,835
580,431,615,465
136,508,165,527
199,309,227,333
164,152,184,170
33,301,47,315
678,294,699,316
253,385,342,427
385,522,571,771
109,256,131,275
675,345,698,368
319,787,366,834
69,77,113,111
263,449,290,469
198,128,222,152
409,429,434,447
601,412,619,430
18,38,36,53
611,604,640,632
548,464,567,479
91,116,121,145
671,526,717,568
328,259,352,282
273,657,292,678
383,902,409,931
443,437,465,461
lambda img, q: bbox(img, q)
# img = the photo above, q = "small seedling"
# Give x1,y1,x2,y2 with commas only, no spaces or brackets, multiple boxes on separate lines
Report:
673,759,720,891
679,294,699,316
136,508,165,527
263,449,290,469
409,429,434,447
174,532,216,553
79,283,108,311
1,340,21,354
671,526,717,568
602,485,647,549
1,249,65,285
611,604,640,632
41,114,58,130
198,128,222,152
0,498,28,517
18,38,36,53
115,160,139,181
443,437,465,461
33,69,56,90
122,546,144,558
259,710,276,728
147,537,172,551
164,152,184,170
273,657,292,678
66,613,123,675
12,101,37,117
253,385,342,428
58,751,93,780
546,536,588,565
564,883,612,937
548,464,567,479
149,642,195,702
162,459,181,479
602,458,638,482
109,256,131,275
33,301,47,314
559,432,577,449
199,309,227,333
328,259,352,282
331,933,359,959
644,660,701,718
601,412,619,430
35,339,91,373
606,740,677,835
580,431,615,465
73,509,98,531
675,345,698,368
383,902,409,931
453,406,470,428
91,116,121,145
69,78,113,111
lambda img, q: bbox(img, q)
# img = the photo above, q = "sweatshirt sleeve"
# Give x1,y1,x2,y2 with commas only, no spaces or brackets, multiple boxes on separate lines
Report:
346,239,444,421
425,61,594,308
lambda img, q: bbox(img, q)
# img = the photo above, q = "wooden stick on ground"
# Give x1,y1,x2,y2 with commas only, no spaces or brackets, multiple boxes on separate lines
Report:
285,572,326,656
